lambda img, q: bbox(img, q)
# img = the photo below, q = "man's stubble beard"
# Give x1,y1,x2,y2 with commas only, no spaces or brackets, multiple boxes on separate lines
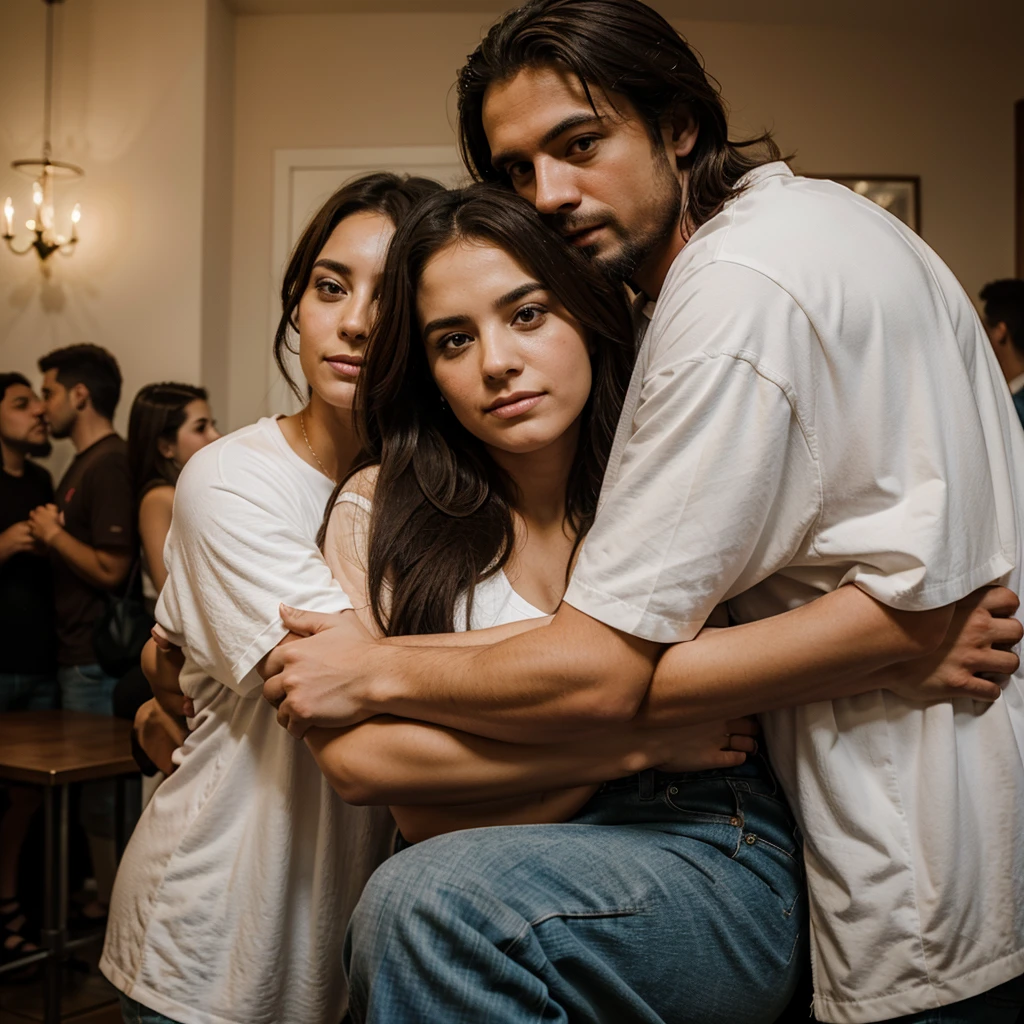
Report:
589,150,683,284
0,433,52,459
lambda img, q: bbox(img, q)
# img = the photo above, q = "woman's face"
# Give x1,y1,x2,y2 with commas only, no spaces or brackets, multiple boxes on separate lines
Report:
297,210,395,411
163,399,220,468
418,239,593,455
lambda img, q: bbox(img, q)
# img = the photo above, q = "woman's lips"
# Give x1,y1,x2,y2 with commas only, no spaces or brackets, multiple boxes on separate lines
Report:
486,393,544,419
326,357,361,379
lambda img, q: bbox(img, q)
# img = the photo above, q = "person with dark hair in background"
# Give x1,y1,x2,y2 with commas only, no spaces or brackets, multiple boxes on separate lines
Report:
263,2,1024,1022
128,383,220,612
33,343,133,926
115,384,221,783
0,372,56,969
980,279,1024,429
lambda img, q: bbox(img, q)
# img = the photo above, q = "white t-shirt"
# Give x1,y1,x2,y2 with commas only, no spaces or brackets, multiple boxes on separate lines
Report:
101,418,394,1024
565,163,1024,1023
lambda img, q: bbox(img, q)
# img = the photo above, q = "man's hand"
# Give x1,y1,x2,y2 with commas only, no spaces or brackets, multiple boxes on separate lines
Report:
142,629,192,718
885,586,1022,703
27,504,63,547
0,521,38,564
261,606,375,738
134,698,186,775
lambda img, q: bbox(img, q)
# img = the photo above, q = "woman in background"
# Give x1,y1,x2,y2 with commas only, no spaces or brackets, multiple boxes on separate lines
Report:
128,384,220,607
117,385,221,783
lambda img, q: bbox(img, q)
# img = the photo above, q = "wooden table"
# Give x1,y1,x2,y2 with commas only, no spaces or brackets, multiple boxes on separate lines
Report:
0,711,139,1024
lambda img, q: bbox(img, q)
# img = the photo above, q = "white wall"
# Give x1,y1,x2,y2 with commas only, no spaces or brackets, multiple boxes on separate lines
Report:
0,0,223,477
228,9,1024,428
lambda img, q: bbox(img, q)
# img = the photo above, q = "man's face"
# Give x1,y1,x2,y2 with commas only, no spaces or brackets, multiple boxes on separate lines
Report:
0,383,51,457
482,66,685,288
40,368,78,439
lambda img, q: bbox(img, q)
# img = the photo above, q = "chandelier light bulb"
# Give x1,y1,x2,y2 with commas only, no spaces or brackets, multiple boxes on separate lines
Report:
4,1,84,262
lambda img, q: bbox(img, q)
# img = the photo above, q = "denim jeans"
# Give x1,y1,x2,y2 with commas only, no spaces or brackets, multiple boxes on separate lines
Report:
0,671,58,712
345,756,805,1024
58,663,119,839
884,973,1024,1022
118,993,183,1024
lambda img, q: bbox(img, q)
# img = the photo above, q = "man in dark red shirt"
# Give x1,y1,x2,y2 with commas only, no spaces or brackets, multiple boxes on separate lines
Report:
32,344,133,922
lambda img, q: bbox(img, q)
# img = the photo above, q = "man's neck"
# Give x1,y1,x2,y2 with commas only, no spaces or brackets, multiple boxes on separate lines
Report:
0,438,26,477
632,169,693,300
633,223,689,301
71,412,116,454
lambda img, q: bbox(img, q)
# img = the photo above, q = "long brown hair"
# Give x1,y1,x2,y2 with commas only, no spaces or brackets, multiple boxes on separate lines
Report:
127,382,208,502
274,172,445,399
347,185,635,636
457,0,781,231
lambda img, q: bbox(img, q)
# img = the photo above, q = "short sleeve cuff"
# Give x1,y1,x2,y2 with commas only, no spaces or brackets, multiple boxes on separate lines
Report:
852,551,1015,611
563,576,705,645
229,590,354,694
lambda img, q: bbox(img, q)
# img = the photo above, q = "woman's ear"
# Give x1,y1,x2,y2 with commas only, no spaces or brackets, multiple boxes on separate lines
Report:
157,437,178,463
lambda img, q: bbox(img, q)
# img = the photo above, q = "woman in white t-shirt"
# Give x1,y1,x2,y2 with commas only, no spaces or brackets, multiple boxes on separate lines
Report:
99,173,444,1024
276,187,1019,1024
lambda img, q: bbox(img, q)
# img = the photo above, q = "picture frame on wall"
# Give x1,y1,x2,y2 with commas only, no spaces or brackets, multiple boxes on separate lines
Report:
807,174,921,233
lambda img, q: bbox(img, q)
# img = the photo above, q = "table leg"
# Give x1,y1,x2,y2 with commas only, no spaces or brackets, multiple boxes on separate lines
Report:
42,783,68,1024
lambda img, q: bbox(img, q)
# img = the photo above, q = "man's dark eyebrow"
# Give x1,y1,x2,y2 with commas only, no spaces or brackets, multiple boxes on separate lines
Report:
422,283,544,337
313,258,351,276
491,112,605,173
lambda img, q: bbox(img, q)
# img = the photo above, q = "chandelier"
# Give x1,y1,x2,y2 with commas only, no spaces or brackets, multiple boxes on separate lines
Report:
3,0,82,261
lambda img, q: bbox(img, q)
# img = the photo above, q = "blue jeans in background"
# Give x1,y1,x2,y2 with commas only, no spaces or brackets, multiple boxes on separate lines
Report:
884,973,1024,1022
58,663,119,838
118,993,183,1024
345,756,805,1024
0,671,58,712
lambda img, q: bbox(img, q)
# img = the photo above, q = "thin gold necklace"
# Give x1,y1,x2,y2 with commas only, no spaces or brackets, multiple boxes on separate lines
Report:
298,410,334,481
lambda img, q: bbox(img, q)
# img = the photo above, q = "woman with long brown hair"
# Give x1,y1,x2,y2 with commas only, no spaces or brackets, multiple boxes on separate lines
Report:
100,172,442,1024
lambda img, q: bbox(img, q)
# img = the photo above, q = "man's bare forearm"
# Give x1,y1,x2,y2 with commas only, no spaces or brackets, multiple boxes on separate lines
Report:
642,585,951,725
357,605,659,744
50,531,130,589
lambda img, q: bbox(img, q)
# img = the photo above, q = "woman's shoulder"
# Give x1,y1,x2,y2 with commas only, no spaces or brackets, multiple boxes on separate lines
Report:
336,465,379,505
138,482,174,514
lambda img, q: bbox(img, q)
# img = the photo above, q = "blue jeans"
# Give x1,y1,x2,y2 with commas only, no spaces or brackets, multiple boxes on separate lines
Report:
345,757,805,1023
0,671,58,712
118,993,183,1024
58,663,119,839
885,973,1024,1022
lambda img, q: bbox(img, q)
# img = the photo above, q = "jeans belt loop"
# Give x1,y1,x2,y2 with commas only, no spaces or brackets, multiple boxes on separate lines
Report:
638,768,655,801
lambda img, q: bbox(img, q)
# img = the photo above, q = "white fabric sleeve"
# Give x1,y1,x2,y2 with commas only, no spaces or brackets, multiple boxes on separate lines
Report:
156,462,352,696
564,267,822,643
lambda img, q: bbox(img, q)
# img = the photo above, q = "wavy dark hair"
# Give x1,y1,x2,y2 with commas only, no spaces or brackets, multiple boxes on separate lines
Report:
457,0,781,231
341,185,635,636
274,172,445,399
128,382,208,502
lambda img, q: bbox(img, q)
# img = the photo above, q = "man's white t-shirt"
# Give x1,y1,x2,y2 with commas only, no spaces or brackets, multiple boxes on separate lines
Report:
565,163,1024,1023
101,418,394,1024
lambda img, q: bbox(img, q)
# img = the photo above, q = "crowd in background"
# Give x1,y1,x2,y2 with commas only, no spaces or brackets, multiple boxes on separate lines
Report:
0,347,219,969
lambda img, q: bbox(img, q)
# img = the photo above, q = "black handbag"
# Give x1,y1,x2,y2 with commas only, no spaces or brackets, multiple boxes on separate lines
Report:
92,560,155,678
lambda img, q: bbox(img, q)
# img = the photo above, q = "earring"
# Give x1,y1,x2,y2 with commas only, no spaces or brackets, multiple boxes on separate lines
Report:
439,393,448,408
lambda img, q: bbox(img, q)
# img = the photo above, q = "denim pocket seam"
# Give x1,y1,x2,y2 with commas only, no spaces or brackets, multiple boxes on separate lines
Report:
505,905,648,956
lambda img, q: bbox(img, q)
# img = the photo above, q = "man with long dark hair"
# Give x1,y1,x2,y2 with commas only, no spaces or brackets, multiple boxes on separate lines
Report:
264,2,1024,1021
